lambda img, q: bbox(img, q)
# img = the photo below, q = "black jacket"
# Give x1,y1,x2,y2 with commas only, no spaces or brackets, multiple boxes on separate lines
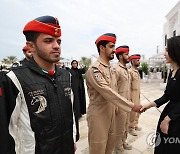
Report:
154,69,180,154
0,60,74,154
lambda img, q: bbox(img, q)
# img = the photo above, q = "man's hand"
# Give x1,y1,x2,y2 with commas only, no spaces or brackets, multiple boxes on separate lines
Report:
132,105,143,113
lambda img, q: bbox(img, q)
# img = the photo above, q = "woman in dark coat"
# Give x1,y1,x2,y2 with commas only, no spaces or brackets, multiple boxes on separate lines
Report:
69,60,87,118
141,36,180,154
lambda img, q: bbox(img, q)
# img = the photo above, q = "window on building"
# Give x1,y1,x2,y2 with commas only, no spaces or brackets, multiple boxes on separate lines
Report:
173,30,176,36
165,34,167,46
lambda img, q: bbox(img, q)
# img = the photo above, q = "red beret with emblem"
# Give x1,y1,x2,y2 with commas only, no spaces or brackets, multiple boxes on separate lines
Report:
22,46,30,52
23,16,61,37
95,33,116,46
115,45,129,55
129,54,141,61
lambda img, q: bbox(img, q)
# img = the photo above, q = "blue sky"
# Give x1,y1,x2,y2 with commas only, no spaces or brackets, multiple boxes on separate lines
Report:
0,0,179,61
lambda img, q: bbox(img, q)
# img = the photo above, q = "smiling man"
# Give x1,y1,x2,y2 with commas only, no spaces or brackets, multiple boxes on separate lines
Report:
0,16,76,154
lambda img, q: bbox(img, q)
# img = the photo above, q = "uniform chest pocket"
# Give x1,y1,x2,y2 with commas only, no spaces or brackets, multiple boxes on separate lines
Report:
102,72,110,85
121,72,129,81
133,74,139,81
131,74,139,90
56,80,72,99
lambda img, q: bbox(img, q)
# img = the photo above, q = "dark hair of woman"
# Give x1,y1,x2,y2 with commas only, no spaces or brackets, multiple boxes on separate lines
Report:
71,60,78,65
167,36,180,67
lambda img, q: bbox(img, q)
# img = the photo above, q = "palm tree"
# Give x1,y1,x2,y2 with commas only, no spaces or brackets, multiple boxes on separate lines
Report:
141,62,149,75
80,57,91,68
2,56,18,64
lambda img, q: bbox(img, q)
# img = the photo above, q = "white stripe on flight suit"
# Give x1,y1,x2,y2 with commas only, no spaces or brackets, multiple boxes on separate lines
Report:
7,71,35,154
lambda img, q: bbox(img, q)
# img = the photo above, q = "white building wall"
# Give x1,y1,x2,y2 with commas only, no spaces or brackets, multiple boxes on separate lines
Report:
163,1,180,47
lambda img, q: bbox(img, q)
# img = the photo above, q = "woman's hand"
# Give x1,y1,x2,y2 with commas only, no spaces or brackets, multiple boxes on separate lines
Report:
140,102,157,112
160,116,171,134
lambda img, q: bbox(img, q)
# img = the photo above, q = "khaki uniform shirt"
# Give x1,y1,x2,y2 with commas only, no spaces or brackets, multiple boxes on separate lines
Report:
114,62,131,100
129,67,140,105
85,57,133,113
85,57,134,153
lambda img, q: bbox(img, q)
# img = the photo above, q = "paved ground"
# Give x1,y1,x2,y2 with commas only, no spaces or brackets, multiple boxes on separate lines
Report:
76,78,166,154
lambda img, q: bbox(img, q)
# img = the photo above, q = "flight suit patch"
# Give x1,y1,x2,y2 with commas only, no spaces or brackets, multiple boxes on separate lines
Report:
94,74,103,81
93,68,103,81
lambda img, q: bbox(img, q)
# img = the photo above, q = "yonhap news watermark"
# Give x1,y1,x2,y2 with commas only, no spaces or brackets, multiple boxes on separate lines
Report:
146,132,180,148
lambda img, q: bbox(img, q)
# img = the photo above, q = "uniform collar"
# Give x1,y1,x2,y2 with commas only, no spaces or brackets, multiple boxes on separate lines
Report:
27,58,62,77
118,61,127,69
97,57,110,68
131,66,139,72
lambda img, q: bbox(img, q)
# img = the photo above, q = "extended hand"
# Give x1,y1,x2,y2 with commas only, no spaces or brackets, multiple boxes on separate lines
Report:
140,102,157,112
132,105,143,113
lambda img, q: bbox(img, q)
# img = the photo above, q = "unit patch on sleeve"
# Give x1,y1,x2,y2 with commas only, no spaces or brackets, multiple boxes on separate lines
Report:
93,68,103,81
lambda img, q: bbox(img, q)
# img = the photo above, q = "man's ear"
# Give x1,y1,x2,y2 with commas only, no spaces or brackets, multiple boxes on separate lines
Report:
99,45,105,52
26,41,35,53
119,54,122,60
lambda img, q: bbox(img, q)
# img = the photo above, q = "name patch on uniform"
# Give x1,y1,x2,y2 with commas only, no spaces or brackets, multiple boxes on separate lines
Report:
64,87,71,98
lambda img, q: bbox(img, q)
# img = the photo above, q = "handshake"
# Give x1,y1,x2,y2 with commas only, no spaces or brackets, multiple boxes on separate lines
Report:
132,102,157,113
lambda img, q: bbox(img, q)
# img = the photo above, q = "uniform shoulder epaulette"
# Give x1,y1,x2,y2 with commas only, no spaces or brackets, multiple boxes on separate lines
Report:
90,61,101,73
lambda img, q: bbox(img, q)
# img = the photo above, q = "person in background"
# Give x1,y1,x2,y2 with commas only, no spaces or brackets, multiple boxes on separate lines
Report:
22,45,33,61
85,33,142,154
55,60,61,68
69,60,87,119
113,45,133,153
12,45,33,67
0,15,76,154
129,54,142,136
163,65,168,83
69,59,87,141
141,36,180,154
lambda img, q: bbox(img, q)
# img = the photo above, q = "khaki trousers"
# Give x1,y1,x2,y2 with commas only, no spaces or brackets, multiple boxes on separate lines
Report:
129,111,140,129
87,107,116,154
115,108,130,148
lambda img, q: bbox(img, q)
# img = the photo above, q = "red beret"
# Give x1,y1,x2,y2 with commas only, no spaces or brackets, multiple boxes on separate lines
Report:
95,33,116,46
129,54,141,61
22,46,30,52
115,46,129,54
23,16,61,37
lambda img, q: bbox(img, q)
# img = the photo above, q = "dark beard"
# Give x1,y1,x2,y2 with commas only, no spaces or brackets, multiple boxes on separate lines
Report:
109,53,114,60
109,56,114,60
123,58,129,64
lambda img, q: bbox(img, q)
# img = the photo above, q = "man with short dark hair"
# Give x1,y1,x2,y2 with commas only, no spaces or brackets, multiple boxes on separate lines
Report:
0,15,76,154
22,45,33,61
12,46,33,67
113,45,133,153
129,54,142,136
85,33,142,154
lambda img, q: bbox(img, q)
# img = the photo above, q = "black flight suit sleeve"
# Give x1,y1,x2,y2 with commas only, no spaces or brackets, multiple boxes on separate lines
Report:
0,71,19,154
